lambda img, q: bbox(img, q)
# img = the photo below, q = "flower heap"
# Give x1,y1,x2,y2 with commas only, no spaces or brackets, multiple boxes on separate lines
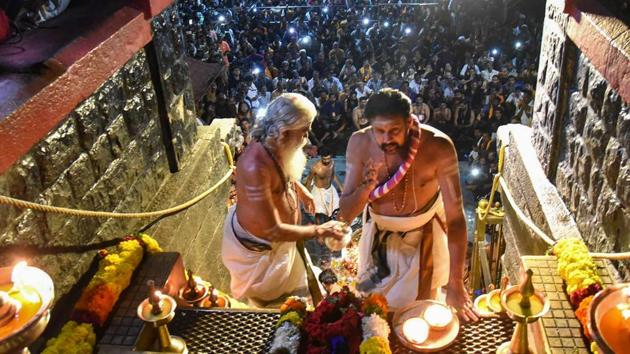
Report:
552,237,603,353
360,293,391,354
272,288,391,354
304,287,364,353
43,234,163,353
553,238,603,306
270,297,308,354
72,238,144,326
41,321,96,354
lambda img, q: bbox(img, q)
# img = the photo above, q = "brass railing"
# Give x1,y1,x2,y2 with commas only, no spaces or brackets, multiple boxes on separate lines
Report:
469,199,505,294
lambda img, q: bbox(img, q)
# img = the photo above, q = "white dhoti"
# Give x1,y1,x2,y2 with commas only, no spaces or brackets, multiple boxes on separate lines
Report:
357,194,450,309
221,206,308,306
311,184,340,216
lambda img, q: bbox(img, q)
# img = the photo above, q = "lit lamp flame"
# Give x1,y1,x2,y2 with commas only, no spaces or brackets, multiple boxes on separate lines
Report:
10,261,27,291
10,261,39,304
424,303,453,330
402,317,429,345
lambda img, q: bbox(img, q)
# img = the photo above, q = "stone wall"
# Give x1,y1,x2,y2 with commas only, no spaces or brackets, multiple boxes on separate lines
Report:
151,5,198,164
0,4,200,301
531,1,630,280
552,52,630,279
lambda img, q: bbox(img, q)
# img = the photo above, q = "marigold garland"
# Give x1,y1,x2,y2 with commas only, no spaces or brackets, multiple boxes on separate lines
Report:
44,236,163,352
277,311,304,329
72,235,162,327
552,238,604,353
138,233,163,253
281,296,307,316
362,293,388,319
360,293,390,354
553,238,602,306
41,321,96,354
271,297,307,354
575,295,594,339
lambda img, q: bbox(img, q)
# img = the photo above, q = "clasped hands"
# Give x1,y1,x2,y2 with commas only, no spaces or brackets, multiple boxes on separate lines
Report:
294,181,347,242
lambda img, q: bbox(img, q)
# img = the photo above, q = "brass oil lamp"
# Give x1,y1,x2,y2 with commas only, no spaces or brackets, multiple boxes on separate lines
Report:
0,261,54,354
497,269,550,354
137,280,188,353
179,269,209,307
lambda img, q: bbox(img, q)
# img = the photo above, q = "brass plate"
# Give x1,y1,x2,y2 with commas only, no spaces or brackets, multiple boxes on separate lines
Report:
392,300,460,352
473,294,499,318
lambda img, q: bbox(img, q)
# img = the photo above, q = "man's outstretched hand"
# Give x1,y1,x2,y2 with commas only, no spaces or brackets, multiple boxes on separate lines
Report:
446,280,480,323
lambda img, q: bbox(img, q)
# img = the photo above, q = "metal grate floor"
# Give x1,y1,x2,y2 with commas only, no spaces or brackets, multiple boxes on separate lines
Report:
169,309,280,354
168,308,513,354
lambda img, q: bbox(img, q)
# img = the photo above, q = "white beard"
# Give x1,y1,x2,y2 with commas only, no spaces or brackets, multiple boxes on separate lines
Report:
280,138,308,182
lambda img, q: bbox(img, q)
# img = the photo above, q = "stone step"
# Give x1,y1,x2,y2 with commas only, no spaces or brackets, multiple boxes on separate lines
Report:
147,126,216,242
144,124,233,291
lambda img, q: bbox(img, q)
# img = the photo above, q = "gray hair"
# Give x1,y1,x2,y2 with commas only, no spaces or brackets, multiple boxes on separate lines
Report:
251,93,316,147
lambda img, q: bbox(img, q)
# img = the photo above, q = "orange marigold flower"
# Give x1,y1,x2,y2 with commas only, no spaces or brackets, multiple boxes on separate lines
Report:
280,298,307,315
575,295,594,339
362,293,388,317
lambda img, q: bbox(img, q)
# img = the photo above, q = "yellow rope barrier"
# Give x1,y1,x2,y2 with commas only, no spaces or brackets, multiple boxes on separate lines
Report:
0,142,235,219
498,176,556,246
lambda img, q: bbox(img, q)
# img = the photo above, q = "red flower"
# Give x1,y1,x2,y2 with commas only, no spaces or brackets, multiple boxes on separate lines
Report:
303,289,363,353
569,283,602,307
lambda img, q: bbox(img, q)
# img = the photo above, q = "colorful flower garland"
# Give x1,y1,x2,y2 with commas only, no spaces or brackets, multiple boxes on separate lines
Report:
552,238,603,353
360,293,391,354
43,234,163,354
270,297,308,354
272,289,392,354
71,238,144,326
41,321,96,354
303,287,364,354
553,237,603,306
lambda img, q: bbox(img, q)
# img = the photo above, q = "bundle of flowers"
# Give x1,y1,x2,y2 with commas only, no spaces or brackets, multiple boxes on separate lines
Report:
360,293,391,354
303,287,363,353
72,234,162,326
41,321,96,354
552,237,603,353
271,289,392,354
553,238,602,306
270,297,308,354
